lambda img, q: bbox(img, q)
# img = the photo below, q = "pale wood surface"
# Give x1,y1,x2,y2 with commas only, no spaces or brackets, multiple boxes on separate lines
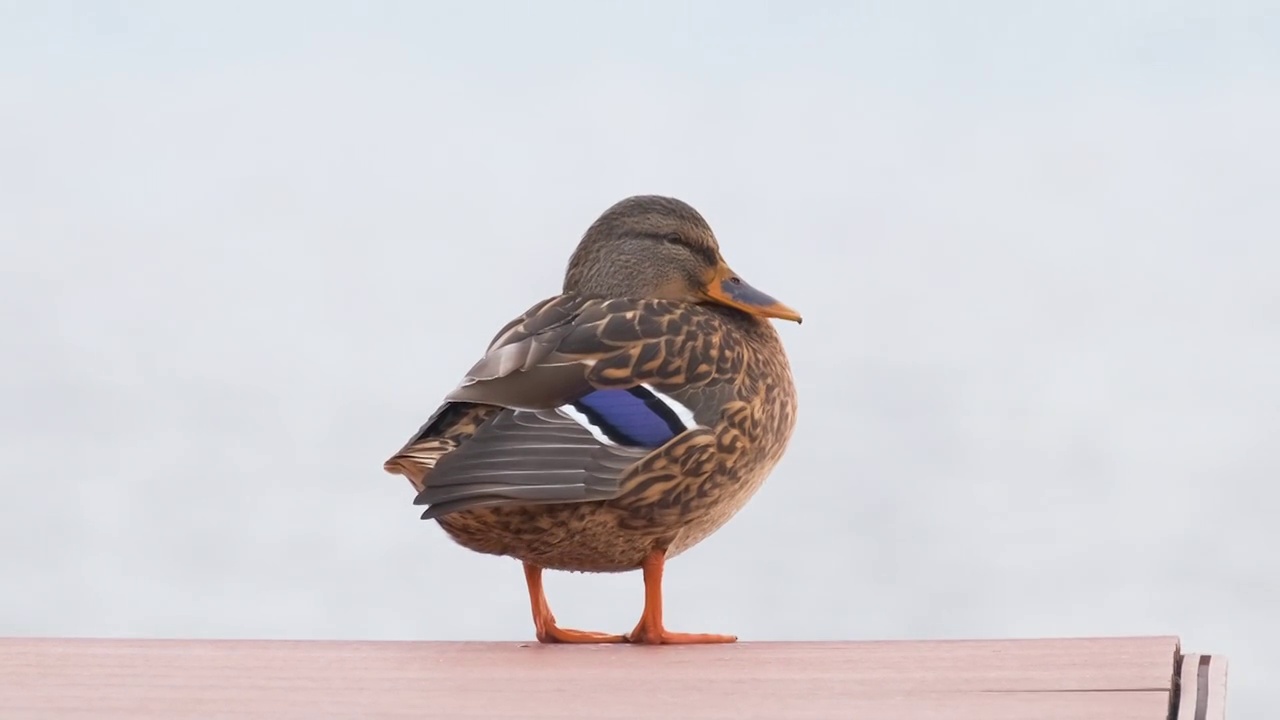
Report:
0,636,1193,719
1175,653,1229,720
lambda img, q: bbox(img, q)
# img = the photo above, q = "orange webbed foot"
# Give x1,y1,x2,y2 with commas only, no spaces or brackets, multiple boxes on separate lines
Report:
626,623,737,645
623,548,738,645
524,563,626,644
537,623,627,644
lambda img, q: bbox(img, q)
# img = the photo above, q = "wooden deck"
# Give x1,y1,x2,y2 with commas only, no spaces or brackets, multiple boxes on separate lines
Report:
0,636,1225,719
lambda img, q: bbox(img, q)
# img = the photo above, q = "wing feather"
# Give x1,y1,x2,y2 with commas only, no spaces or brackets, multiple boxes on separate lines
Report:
386,295,741,519
414,408,649,519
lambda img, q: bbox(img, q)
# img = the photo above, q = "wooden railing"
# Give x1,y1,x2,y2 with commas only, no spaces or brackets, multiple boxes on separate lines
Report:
0,635,1226,719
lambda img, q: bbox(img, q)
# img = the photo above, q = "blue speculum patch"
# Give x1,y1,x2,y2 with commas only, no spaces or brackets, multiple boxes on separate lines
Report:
572,386,687,447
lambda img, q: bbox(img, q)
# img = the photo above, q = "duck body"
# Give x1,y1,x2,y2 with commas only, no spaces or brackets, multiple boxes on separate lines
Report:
387,295,797,573
382,194,801,643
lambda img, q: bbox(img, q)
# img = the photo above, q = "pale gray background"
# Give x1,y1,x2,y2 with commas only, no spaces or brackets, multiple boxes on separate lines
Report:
2,1,1276,716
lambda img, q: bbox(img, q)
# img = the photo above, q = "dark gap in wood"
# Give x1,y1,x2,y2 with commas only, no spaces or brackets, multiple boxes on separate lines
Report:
1194,655,1211,720
1167,649,1185,720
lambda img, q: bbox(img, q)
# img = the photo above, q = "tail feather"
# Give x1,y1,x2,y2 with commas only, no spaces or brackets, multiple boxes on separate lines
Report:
383,402,501,493
383,438,457,492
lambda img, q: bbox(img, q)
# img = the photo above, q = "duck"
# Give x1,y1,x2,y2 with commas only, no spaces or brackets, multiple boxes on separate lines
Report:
383,194,801,644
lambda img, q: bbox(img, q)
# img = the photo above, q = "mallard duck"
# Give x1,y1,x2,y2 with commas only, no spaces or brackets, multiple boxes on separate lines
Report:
383,195,800,644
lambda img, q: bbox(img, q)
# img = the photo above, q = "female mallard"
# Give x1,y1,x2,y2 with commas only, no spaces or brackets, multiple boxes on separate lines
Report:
383,195,801,644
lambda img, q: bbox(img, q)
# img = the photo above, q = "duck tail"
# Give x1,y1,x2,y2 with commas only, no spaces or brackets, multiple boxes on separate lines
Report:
383,402,501,493
384,438,456,492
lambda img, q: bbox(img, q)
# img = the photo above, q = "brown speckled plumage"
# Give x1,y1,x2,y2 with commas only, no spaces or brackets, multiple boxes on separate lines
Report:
382,194,800,643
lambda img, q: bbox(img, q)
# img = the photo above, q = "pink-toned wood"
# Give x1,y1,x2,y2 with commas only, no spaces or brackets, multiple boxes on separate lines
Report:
1175,653,1229,720
0,636,1186,720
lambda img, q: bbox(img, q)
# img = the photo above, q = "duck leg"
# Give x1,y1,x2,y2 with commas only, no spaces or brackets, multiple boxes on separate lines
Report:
523,563,626,644
625,548,737,644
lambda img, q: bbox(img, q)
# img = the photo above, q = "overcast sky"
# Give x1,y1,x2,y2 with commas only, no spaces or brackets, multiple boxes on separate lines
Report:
2,2,1277,715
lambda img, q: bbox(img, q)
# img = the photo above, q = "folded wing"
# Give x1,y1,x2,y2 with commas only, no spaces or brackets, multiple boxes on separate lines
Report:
387,296,732,520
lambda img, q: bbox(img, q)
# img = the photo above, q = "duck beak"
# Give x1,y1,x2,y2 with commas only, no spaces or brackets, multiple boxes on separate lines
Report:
700,262,803,324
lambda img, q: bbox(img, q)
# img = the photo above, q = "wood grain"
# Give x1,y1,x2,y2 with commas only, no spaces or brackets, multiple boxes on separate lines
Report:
0,636,1194,719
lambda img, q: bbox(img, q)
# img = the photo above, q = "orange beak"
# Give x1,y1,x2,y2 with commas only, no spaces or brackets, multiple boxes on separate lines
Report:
700,262,803,324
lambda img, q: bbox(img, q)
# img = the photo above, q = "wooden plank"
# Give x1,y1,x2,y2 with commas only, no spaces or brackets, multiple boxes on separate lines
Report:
1174,653,1229,720
0,636,1188,720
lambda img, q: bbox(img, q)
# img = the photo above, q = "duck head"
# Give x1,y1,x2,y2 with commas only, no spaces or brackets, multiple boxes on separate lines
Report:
563,195,802,324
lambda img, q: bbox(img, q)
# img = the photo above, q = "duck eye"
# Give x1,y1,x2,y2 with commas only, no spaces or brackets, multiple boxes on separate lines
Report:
664,234,683,246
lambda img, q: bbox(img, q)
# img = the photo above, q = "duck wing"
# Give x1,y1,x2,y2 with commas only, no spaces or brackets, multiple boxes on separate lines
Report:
384,295,739,520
